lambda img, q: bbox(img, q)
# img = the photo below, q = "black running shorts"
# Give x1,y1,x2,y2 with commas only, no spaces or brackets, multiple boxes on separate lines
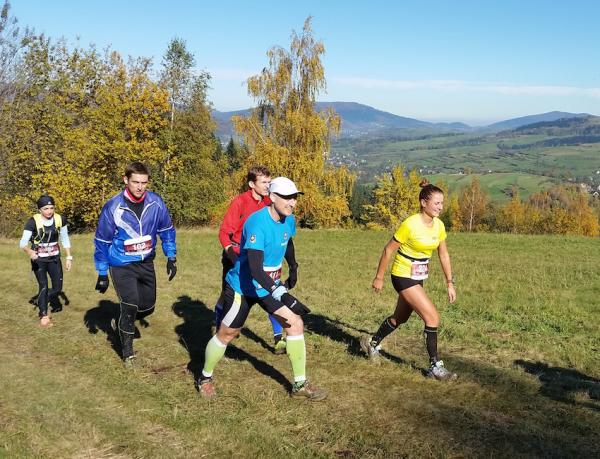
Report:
391,275,423,293
220,283,283,329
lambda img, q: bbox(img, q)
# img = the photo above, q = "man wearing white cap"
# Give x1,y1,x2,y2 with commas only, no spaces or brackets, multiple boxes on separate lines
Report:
198,177,326,401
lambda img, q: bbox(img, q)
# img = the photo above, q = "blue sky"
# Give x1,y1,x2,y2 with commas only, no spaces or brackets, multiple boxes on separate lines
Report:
12,0,600,125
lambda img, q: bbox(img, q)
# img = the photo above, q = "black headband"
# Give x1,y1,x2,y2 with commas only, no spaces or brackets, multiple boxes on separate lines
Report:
37,195,55,209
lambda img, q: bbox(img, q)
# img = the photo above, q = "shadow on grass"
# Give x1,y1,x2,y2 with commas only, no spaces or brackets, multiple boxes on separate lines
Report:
514,359,600,411
171,295,291,391
303,312,364,357
83,300,121,357
409,355,600,457
303,312,410,367
28,291,70,313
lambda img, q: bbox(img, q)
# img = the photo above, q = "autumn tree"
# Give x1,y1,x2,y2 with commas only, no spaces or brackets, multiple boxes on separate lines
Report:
446,194,463,231
361,165,422,229
497,188,527,233
232,17,355,227
458,176,489,231
1,36,170,230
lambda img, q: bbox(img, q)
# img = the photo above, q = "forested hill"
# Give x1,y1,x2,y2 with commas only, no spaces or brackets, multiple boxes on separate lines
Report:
512,115,600,135
483,111,590,132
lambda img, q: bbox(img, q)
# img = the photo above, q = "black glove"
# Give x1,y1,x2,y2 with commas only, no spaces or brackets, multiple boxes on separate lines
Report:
95,275,109,294
284,264,298,289
281,293,310,316
225,246,238,264
166,257,177,281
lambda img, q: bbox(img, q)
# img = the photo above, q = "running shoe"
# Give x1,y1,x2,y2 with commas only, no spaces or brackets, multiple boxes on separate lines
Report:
427,360,457,381
291,380,327,401
123,356,135,369
274,338,287,355
360,335,380,362
198,378,217,398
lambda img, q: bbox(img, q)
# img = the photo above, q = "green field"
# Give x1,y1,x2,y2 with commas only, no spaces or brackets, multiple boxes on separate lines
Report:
424,172,557,202
1,230,599,457
332,131,600,199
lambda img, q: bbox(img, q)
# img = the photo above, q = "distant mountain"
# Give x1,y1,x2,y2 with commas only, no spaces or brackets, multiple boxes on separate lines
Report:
314,102,431,135
212,104,593,141
212,108,250,140
482,111,590,133
212,102,471,140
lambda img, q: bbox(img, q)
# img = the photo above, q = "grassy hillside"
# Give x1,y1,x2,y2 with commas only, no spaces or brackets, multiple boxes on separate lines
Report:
331,120,600,200
1,230,598,458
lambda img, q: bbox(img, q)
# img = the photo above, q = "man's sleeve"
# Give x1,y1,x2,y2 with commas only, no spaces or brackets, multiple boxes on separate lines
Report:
219,196,241,250
94,202,115,275
284,238,297,267
157,196,176,258
242,218,265,252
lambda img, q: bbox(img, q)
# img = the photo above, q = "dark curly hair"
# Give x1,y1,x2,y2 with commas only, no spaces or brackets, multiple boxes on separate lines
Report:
418,179,444,204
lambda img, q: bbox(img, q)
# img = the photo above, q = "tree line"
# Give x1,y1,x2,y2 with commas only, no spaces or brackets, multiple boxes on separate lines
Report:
0,7,355,235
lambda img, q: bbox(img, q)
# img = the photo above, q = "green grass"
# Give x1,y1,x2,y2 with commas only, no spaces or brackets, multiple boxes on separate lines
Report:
1,229,598,458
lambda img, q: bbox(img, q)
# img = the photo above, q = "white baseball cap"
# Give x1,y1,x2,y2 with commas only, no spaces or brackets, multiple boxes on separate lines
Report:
269,177,303,196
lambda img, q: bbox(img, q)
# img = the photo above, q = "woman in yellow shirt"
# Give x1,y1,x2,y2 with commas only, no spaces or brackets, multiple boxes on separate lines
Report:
361,181,457,380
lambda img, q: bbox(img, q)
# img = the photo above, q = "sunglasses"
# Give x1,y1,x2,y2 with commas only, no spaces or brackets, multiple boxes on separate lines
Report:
273,192,298,200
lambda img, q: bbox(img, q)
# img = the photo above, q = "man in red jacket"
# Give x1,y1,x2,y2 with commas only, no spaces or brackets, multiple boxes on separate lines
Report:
216,166,288,354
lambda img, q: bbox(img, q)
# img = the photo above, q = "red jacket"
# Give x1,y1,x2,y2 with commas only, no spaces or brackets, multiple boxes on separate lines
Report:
219,190,271,254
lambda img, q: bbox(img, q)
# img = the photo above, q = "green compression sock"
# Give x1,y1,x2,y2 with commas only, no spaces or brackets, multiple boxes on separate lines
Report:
286,334,306,383
201,335,227,378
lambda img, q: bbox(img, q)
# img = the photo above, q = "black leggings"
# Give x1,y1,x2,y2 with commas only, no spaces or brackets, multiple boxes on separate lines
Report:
32,258,63,317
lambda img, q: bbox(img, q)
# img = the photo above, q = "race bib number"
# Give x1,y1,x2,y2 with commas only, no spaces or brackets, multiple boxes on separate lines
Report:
265,268,282,282
410,260,429,280
37,242,60,258
124,235,153,256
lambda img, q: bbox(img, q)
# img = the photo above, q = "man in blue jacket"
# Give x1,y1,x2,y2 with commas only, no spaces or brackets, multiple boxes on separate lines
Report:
94,161,177,367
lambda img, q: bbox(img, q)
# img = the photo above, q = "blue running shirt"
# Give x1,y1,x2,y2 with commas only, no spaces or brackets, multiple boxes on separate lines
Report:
226,207,296,297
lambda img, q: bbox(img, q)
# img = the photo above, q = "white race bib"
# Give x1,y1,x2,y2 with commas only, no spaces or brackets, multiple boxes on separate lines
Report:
124,235,153,256
410,260,429,280
37,242,60,258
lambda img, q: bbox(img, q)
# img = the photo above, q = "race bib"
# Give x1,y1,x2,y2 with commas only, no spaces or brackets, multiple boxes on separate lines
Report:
265,268,282,282
37,242,60,258
410,260,429,280
124,235,153,256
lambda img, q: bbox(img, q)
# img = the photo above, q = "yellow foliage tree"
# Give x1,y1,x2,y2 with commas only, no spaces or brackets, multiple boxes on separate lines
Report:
458,176,489,232
447,194,463,231
2,37,169,229
361,165,422,230
232,17,355,227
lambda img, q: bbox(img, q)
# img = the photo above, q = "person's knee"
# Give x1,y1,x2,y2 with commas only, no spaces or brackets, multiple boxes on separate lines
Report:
286,315,304,335
217,326,240,344
424,309,440,327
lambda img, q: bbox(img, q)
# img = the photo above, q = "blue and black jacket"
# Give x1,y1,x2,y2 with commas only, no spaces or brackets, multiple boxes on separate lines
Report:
94,191,176,275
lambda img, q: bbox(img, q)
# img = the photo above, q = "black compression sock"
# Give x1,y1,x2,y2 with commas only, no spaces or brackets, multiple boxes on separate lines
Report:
424,326,438,365
371,317,398,346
